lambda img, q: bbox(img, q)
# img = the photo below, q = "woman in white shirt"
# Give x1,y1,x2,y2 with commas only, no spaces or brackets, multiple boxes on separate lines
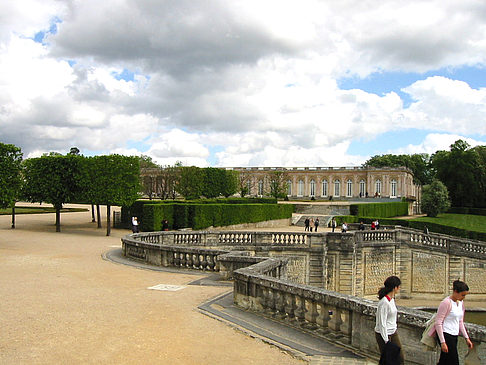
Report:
375,275,404,364
433,280,473,365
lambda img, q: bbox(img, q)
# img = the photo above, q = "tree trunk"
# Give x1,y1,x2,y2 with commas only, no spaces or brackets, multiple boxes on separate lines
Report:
91,204,96,222
96,205,102,228
11,203,15,229
55,205,61,232
106,205,111,236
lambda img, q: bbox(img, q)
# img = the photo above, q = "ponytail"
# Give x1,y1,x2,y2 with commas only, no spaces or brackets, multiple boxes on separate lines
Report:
378,276,401,299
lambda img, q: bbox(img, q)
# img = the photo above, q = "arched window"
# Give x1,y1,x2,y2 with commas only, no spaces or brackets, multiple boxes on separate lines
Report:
391,179,397,198
334,179,340,197
346,179,353,197
359,180,366,197
298,180,304,196
375,179,382,196
287,180,292,196
321,180,328,197
310,179,316,197
258,180,264,196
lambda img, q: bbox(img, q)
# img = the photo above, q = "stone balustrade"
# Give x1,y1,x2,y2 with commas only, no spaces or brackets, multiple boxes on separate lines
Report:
122,228,486,364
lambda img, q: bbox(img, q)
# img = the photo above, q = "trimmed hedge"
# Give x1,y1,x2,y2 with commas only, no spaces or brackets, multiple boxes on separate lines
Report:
121,198,293,231
448,207,486,216
349,202,409,218
333,215,486,242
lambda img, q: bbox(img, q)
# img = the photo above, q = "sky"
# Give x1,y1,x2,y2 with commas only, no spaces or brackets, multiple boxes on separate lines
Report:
1,0,486,167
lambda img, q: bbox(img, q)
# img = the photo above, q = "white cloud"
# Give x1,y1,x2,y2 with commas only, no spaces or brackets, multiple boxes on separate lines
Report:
390,133,486,155
0,0,486,166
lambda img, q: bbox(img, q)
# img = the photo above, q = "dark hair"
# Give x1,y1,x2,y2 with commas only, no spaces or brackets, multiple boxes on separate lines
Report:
453,280,469,293
378,276,401,299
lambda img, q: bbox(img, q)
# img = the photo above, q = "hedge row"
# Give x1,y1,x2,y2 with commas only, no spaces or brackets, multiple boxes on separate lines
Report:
349,202,409,218
120,197,278,227
333,215,486,242
141,203,294,231
448,207,486,216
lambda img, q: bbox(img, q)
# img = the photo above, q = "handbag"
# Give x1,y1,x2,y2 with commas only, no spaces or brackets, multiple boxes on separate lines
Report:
421,313,438,350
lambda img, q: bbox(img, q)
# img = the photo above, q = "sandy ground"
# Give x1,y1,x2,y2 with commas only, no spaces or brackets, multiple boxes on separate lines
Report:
0,205,304,365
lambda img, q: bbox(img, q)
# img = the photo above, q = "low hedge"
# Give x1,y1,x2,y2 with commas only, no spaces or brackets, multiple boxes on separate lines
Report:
448,207,486,216
333,215,486,242
349,202,409,218
138,203,294,231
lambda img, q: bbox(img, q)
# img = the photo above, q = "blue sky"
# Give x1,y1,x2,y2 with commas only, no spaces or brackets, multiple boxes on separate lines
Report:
1,1,486,166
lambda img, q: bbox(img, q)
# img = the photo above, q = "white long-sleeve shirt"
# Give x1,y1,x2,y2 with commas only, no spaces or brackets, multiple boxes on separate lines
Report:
375,295,398,343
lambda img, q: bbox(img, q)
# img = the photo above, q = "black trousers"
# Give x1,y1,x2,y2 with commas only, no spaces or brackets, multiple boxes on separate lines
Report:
375,331,404,365
438,332,459,365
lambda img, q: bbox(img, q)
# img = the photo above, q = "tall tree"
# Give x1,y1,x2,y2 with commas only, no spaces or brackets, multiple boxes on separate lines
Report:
421,179,451,217
363,153,432,185
221,170,239,197
431,140,486,208
82,155,141,236
238,171,253,197
0,143,23,228
22,155,84,232
268,171,289,199
176,166,204,199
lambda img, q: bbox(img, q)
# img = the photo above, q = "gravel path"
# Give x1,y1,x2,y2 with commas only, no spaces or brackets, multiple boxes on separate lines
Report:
0,205,304,365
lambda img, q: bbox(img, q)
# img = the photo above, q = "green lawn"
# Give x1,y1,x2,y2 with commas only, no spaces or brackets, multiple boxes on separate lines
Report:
412,213,486,233
0,206,88,215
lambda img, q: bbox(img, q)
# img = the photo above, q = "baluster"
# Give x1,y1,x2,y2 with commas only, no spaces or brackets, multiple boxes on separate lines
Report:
173,252,180,267
185,253,193,268
328,306,343,333
316,302,331,334
180,252,186,267
303,299,318,330
340,309,352,343
274,290,287,319
201,255,208,270
284,292,296,324
207,255,216,271
294,295,306,326
264,288,276,316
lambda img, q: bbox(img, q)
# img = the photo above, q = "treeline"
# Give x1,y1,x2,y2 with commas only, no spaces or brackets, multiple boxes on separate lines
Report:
0,143,140,234
364,139,486,209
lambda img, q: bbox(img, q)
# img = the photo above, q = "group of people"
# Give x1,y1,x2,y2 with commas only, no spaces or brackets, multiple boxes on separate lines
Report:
131,217,170,233
304,217,320,232
375,276,473,364
371,219,380,230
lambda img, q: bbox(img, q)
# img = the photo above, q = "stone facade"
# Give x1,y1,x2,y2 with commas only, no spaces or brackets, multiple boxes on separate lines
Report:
141,166,419,200
231,166,418,199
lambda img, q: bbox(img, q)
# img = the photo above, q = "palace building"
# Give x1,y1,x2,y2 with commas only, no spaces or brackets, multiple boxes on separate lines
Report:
142,166,419,200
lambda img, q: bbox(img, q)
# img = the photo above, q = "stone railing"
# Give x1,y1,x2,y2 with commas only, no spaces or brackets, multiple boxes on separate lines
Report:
233,262,486,364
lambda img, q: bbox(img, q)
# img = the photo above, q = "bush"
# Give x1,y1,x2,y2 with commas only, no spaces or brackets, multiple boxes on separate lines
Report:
349,202,409,218
448,207,486,216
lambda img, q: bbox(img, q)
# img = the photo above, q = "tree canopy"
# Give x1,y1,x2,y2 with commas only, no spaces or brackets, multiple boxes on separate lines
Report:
0,143,23,209
421,179,451,217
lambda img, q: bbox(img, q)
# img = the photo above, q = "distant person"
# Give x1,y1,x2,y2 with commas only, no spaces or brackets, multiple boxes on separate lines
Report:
429,280,473,365
424,225,429,235
376,220,380,230
314,218,319,232
359,221,365,231
162,219,169,231
341,222,348,233
131,217,139,233
375,276,404,364
304,218,310,231
365,192,369,198
309,218,314,232
331,218,336,232
371,220,376,230
329,195,333,201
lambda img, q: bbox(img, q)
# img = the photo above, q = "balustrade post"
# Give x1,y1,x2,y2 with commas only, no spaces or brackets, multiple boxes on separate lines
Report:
283,292,296,324
161,250,168,267
264,288,276,316
293,295,306,326
328,307,343,333
316,302,331,334
303,299,319,330
339,309,352,343
274,290,287,319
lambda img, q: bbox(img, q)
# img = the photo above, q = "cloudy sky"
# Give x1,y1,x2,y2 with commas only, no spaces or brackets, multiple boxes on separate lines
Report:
1,0,486,167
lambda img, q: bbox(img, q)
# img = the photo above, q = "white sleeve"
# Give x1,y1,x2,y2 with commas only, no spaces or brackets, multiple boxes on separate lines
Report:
376,301,390,343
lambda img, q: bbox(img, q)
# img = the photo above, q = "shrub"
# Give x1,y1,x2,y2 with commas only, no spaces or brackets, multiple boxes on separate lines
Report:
349,202,409,218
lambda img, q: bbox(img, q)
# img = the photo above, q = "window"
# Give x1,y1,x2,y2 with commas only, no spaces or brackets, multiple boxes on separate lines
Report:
310,179,316,197
346,179,353,197
359,180,366,197
247,180,252,195
334,180,340,197
322,180,328,197
258,180,264,196
391,180,397,198
287,180,292,196
375,179,382,195
298,180,304,196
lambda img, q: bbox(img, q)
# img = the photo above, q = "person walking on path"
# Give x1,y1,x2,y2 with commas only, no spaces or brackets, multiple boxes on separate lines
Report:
131,216,139,233
314,218,319,232
429,280,473,365
309,218,314,232
331,218,336,232
304,218,310,231
375,276,404,365
341,222,348,233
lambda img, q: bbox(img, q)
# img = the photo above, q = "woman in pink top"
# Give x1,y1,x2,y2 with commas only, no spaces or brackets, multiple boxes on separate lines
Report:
429,280,473,365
